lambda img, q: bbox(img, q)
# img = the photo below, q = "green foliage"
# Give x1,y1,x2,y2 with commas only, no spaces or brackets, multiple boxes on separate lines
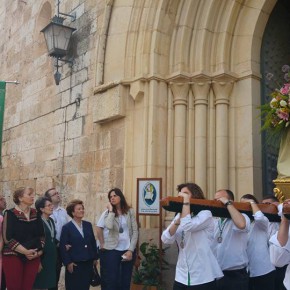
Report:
132,240,169,289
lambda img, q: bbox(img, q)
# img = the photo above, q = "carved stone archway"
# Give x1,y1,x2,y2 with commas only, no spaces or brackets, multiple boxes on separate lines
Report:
95,0,278,218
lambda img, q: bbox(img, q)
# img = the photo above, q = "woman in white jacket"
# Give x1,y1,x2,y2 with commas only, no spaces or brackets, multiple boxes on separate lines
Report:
161,183,223,290
96,188,138,290
270,200,290,290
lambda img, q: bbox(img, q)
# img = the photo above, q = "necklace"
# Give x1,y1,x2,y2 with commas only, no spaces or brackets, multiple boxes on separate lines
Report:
118,215,124,233
42,217,55,243
217,218,228,243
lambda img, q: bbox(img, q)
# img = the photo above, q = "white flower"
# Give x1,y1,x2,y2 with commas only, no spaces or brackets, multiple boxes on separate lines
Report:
270,98,277,108
280,100,287,107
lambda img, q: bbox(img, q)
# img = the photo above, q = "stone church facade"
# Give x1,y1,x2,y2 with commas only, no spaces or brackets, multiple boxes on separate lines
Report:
2,0,290,287
0,0,285,235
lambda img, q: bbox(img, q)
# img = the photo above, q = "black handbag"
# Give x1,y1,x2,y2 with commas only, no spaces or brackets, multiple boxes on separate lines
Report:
90,264,101,287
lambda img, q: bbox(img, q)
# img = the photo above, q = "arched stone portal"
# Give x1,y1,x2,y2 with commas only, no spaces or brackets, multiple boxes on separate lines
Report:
95,0,278,228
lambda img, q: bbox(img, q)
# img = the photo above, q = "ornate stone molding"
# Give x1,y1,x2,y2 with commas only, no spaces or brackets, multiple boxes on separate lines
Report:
170,83,189,107
191,80,211,106
129,80,145,102
212,79,235,105
95,0,114,86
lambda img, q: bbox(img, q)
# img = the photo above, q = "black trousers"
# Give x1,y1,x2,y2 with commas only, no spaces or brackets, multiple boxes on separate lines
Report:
275,266,287,290
65,260,93,290
173,280,217,290
216,268,248,290
1,269,6,290
249,270,275,290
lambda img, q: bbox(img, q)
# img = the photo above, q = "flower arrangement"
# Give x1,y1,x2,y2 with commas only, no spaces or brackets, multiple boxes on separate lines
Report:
261,65,290,139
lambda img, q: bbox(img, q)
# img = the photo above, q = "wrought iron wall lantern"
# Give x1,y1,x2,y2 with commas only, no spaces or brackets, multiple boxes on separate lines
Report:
41,1,76,85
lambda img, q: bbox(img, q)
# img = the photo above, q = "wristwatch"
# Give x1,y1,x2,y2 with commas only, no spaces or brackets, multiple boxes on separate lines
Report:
224,200,233,207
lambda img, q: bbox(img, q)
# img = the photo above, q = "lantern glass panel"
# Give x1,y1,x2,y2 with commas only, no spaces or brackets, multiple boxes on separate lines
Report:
41,21,75,58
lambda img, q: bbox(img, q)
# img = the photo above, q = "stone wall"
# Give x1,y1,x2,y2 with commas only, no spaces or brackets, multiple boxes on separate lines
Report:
0,0,123,223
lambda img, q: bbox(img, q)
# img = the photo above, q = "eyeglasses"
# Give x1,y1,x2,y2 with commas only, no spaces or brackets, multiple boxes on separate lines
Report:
45,204,54,208
49,191,59,197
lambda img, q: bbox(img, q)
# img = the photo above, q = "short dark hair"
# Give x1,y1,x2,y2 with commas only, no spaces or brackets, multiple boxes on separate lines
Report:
241,194,259,204
262,194,279,202
66,199,84,218
44,188,56,198
177,183,205,199
216,189,235,201
35,197,52,214
13,187,34,205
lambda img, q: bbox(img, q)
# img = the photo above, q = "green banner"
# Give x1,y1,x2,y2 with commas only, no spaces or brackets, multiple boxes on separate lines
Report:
0,81,6,165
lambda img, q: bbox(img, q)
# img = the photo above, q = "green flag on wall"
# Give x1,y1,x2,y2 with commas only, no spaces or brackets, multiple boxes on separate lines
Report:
0,81,6,165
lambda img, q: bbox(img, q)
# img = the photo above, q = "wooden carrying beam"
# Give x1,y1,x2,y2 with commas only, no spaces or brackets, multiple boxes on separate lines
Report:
160,197,290,222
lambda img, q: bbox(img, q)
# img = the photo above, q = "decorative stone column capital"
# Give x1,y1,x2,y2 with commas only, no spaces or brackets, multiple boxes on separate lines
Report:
212,76,235,105
170,83,189,106
191,81,211,105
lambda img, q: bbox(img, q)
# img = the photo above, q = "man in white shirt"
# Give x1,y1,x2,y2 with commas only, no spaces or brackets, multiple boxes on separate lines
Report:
45,188,70,290
270,200,290,290
212,189,250,290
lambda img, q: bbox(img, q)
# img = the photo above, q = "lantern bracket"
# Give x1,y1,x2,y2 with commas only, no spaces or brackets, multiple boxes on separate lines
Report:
57,0,76,22
59,11,76,22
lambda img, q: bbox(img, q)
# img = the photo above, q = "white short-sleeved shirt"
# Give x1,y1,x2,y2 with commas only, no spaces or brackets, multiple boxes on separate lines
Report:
247,211,275,277
212,214,250,271
269,232,290,290
161,211,223,286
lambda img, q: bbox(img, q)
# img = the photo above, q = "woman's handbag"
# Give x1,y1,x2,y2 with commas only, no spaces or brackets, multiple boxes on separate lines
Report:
90,264,101,287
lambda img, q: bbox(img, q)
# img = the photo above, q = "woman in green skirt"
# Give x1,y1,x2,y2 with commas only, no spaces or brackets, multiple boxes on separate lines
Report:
33,196,57,290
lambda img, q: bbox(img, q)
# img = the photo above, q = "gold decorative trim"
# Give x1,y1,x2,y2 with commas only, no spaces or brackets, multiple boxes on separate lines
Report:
273,178,290,202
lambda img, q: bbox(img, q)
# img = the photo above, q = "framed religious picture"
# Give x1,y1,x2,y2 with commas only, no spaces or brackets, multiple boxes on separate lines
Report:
137,178,162,215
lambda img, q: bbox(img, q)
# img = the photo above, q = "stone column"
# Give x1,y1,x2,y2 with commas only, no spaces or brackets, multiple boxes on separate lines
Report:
170,83,189,190
191,80,211,193
212,78,234,190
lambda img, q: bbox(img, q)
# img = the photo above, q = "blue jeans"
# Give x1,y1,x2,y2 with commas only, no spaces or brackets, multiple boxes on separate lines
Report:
100,249,135,290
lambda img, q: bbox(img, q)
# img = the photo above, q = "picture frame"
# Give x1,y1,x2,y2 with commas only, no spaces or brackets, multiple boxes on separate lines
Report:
137,178,162,215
